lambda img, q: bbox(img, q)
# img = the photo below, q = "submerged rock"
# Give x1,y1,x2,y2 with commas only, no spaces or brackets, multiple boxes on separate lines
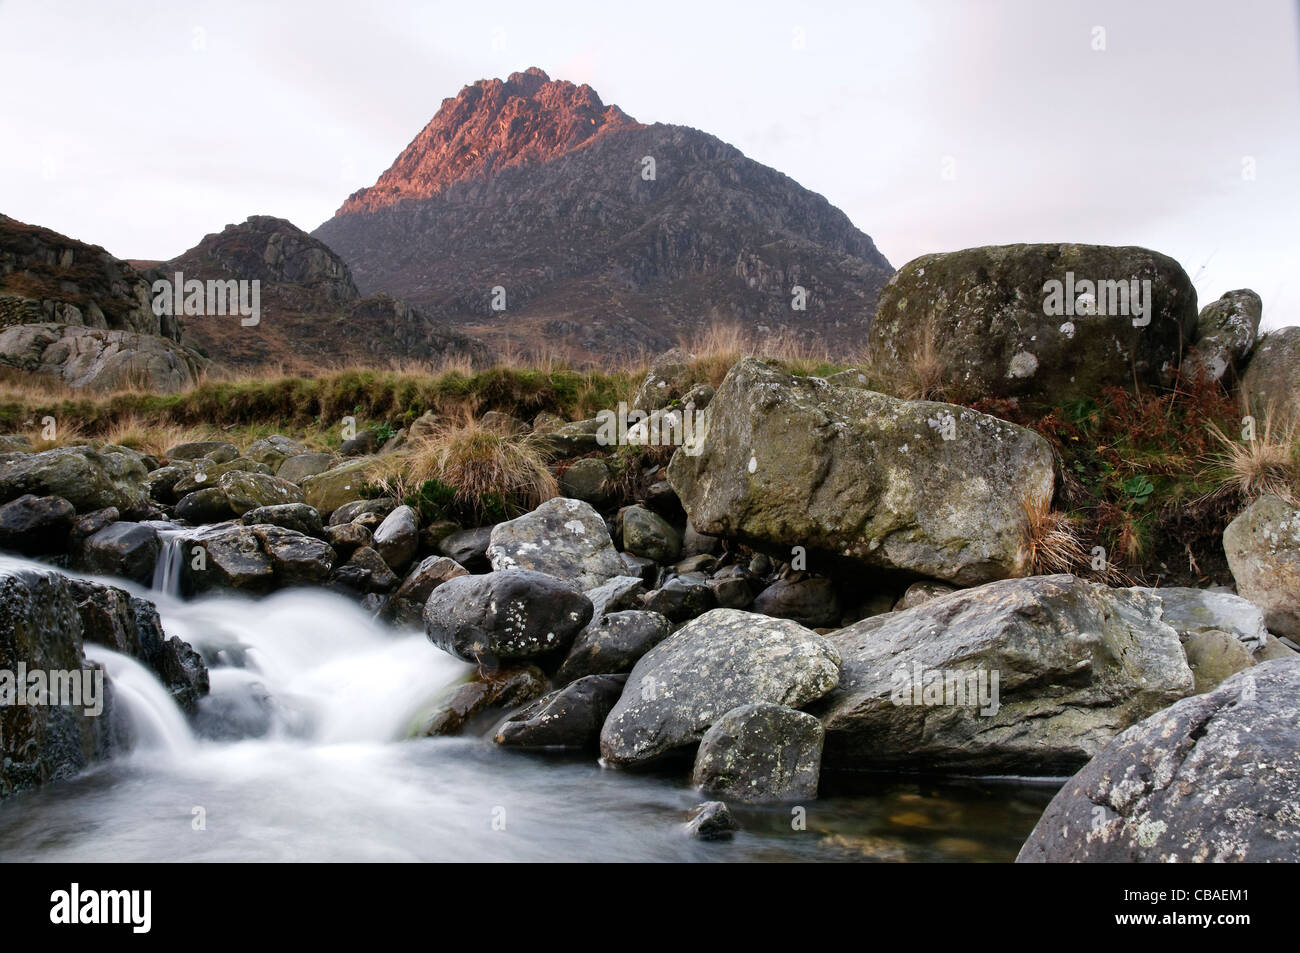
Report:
684,800,739,840
1018,660,1300,862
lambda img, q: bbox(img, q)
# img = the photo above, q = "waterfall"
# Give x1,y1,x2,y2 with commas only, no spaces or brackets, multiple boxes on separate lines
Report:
85,644,196,756
149,527,188,597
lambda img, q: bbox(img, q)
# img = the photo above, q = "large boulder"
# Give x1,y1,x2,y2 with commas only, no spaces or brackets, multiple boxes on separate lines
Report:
1223,495,1300,638
423,569,593,665
217,469,303,515
0,494,76,554
180,524,275,594
815,575,1195,775
866,243,1198,404
0,445,150,514
0,322,203,391
487,497,625,589
691,702,824,802
1241,326,1300,423
667,358,1054,585
599,608,842,767
1188,289,1261,382
1131,586,1268,650
632,347,695,411
239,502,324,538
275,452,337,484
75,521,160,585
1018,660,1300,862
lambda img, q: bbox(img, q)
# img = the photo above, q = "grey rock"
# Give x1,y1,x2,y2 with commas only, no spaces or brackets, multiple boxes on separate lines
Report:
276,452,337,484
556,609,673,684
494,674,627,749
0,494,75,554
385,555,469,627
1223,495,1300,638
684,801,739,840
487,497,624,589
620,504,682,563
752,576,841,629
239,502,324,538
692,702,824,802
372,504,419,570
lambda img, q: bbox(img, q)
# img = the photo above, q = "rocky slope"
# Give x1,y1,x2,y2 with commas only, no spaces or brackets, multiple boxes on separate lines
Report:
0,214,204,389
314,69,893,362
162,216,488,372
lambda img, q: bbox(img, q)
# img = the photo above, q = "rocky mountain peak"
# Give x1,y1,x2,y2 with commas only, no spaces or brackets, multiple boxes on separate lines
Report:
336,67,640,215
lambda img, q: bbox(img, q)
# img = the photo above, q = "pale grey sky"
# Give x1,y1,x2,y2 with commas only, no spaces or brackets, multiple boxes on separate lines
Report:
2,0,1297,327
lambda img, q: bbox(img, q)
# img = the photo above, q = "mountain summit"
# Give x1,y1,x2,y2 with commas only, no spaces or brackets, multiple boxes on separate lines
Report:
314,69,892,361
338,67,640,215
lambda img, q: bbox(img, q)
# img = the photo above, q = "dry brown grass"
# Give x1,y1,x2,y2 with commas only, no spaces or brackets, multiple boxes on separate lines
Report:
1018,488,1088,576
369,410,558,521
1203,406,1300,506
100,415,219,458
674,321,835,387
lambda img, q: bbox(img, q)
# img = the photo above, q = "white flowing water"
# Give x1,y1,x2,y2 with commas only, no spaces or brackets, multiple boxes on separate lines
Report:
0,553,1056,861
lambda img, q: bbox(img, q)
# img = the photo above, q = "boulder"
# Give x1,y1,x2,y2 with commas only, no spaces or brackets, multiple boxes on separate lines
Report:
1017,660,1300,862
494,674,627,749
182,524,275,594
752,576,841,629
340,429,382,456
423,569,593,665
1132,586,1268,650
866,243,1198,404
245,435,308,470
299,458,377,516
217,469,304,515
633,347,694,411
1223,495,1300,638
323,521,372,557
556,610,673,684
372,504,419,570
1241,326,1300,424
173,487,236,524
0,322,203,391
643,573,718,622
329,498,396,526
165,440,239,463
276,452,337,484
598,608,841,767
0,494,75,554
332,546,398,594
667,358,1054,585
75,521,160,585
384,555,469,627
893,580,956,611
1183,630,1256,693
249,525,335,586
239,502,324,538
583,574,646,622
487,497,625,589
0,445,150,514
619,504,682,563
173,458,271,496
815,575,1194,775
1188,289,1261,382
437,525,494,570
558,458,613,505
692,702,824,802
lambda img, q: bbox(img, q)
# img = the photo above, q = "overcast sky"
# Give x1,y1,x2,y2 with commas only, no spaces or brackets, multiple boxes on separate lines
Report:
2,0,1297,327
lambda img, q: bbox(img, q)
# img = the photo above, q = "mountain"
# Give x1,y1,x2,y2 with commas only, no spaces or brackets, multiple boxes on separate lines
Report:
162,216,487,372
313,68,893,362
0,213,204,390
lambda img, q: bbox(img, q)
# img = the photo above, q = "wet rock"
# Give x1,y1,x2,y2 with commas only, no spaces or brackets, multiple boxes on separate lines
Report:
556,609,673,684
684,801,739,840
421,666,548,737
332,546,398,594
599,608,841,766
494,674,627,749
70,506,119,542
173,487,237,524
692,702,824,802
423,569,593,665
816,575,1195,776
0,494,75,554
488,498,624,589
1017,660,1300,862
75,521,160,585
1223,495,1300,639
323,521,372,557
667,358,1054,585
752,576,841,629
182,524,275,595
240,502,324,538
250,525,335,587
372,504,419,571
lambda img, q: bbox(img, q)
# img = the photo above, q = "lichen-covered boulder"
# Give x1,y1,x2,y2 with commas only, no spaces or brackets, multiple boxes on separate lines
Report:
867,243,1198,404
599,608,841,767
0,322,204,391
239,502,324,538
1017,660,1300,862
299,458,377,517
245,435,308,471
815,575,1195,775
487,497,625,589
667,358,1054,585
619,504,682,564
217,469,304,515
632,347,694,411
0,445,151,515
692,702,824,802
1223,495,1300,639
423,569,593,665
1241,326,1300,424
1188,289,1261,382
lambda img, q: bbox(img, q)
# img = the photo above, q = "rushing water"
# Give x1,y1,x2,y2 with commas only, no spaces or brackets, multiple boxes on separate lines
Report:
0,553,1059,862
